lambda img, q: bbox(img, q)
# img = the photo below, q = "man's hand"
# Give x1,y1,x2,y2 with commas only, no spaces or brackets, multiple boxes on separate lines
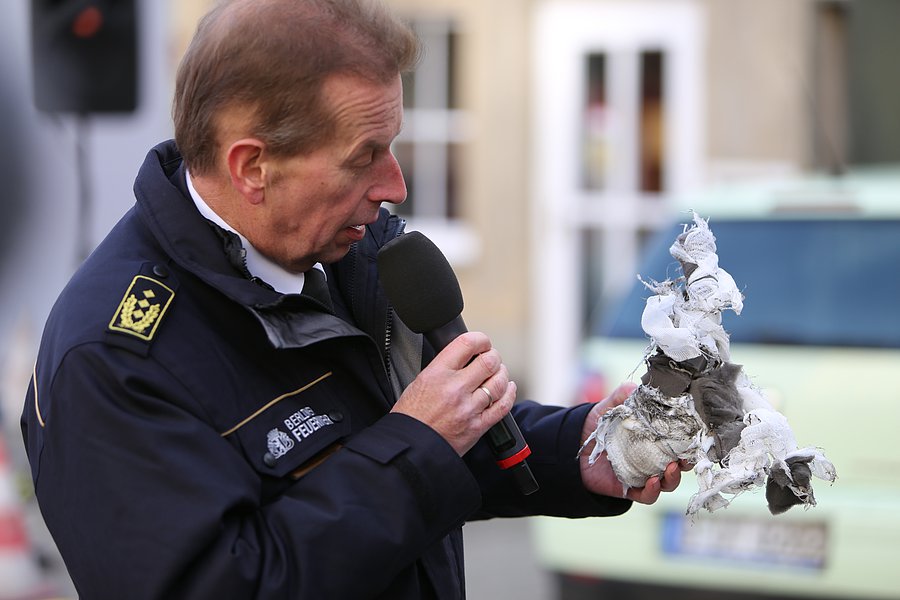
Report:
392,332,516,456
579,382,691,504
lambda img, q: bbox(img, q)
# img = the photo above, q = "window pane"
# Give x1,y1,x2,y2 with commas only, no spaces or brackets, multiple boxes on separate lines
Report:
639,50,665,193
446,141,461,219
448,29,460,110
582,229,604,329
396,142,449,219
413,20,451,110
392,140,415,218
401,70,416,108
396,17,464,222
812,2,848,172
582,53,608,190
846,0,900,164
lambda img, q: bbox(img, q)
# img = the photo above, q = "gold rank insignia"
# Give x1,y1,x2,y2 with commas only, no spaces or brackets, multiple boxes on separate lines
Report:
108,275,175,341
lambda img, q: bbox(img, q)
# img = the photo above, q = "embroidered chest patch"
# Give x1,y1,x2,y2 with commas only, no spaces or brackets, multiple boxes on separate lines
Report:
108,275,175,341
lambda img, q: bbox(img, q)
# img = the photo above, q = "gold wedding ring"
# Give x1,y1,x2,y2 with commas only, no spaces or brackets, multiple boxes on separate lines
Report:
479,386,494,408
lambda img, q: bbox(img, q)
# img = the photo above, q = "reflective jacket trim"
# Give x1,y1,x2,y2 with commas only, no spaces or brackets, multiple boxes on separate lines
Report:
32,363,45,428
220,371,333,437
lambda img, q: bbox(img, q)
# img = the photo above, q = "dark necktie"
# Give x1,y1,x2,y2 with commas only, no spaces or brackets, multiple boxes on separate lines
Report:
302,268,333,313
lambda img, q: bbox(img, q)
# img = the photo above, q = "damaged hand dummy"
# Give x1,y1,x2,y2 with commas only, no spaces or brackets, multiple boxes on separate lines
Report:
582,213,836,516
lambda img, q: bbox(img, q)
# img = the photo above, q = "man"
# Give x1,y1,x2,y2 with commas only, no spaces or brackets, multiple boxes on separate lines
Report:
21,1,685,598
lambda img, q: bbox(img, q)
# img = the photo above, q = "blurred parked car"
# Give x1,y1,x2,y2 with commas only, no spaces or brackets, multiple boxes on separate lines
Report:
533,169,900,600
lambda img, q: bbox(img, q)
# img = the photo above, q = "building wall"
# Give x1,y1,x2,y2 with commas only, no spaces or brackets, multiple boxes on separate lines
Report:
702,0,812,179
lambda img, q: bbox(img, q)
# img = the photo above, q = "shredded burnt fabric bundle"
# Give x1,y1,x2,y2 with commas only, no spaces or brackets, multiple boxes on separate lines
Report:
582,213,836,516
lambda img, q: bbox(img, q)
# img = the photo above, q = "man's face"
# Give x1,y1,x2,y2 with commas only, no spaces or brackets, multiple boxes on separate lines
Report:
248,73,407,273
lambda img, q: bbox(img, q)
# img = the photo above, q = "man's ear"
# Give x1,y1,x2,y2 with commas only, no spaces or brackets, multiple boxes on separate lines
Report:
226,138,268,205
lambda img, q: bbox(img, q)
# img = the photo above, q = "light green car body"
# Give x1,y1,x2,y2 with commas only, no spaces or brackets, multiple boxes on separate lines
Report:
533,169,900,599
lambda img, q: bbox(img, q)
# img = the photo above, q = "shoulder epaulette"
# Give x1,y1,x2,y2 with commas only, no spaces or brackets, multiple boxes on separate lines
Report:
106,265,176,354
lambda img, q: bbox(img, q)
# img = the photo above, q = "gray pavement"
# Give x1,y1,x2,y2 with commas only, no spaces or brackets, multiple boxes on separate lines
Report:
464,517,555,600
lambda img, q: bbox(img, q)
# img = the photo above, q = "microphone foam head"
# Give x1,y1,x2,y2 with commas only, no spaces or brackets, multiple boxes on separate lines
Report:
376,231,464,333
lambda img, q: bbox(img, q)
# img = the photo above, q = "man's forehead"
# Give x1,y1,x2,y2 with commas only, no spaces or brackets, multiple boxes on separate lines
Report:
324,74,404,142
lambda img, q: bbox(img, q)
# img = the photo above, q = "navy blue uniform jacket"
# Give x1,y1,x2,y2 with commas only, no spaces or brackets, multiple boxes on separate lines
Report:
22,141,630,599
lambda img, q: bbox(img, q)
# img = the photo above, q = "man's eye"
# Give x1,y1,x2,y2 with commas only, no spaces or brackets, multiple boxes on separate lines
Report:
352,151,375,167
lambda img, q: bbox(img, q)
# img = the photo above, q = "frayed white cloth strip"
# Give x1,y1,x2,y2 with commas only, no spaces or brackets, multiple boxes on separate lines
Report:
640,214,742,363
583,212,836,515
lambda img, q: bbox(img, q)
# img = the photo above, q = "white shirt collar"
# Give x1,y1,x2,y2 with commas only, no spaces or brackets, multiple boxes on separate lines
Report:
185,170,323,295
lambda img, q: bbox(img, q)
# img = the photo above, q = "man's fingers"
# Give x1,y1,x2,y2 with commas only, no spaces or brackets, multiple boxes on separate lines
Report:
475,364,509,408
626,476,661,504
481,381,516,423
659,461,682,492
475,385,495,410
626,461,683,502
433,331,492,370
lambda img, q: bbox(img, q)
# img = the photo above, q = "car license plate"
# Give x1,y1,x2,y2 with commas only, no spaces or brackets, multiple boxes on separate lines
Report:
660,512,828,570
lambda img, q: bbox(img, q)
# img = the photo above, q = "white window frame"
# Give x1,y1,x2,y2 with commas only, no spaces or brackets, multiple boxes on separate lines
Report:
530,1,705,405
394,18,479,266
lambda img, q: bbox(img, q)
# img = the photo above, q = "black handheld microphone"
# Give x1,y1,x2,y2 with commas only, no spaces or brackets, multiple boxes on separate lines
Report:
377,231,539,495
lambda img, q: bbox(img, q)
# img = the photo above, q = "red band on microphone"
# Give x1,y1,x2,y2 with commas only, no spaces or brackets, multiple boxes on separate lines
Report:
496,446,532,470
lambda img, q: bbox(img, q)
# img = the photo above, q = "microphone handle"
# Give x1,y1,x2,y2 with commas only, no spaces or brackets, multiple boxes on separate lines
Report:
425,318,539,496
488,414,539,495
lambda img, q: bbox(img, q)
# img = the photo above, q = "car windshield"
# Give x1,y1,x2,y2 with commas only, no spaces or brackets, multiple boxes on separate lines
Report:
599,218,900,348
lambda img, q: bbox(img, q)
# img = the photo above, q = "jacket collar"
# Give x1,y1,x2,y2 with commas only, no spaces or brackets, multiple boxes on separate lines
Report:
133,140,285,309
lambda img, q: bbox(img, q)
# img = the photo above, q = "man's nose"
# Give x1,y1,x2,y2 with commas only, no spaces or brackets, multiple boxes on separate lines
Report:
372,152,407,205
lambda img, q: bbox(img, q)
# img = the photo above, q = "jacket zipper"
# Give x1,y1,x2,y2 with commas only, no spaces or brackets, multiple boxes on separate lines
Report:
381,219,406,389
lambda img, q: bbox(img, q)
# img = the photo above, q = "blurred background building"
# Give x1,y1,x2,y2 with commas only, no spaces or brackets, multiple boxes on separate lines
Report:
1,0,898,598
